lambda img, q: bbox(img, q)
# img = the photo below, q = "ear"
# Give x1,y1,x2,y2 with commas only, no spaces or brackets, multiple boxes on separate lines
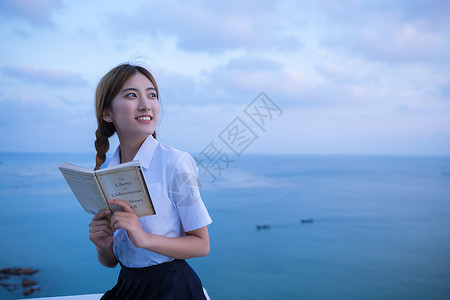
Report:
102,109,113,123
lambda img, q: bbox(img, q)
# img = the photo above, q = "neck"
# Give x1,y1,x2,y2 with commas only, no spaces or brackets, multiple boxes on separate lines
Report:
118,135,148,163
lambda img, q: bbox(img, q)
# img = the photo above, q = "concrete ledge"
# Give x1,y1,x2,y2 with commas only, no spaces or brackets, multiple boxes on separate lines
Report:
21,294,103,300
22,287,210,299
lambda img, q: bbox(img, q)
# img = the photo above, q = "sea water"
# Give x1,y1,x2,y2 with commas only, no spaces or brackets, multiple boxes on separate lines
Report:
0,153,449,300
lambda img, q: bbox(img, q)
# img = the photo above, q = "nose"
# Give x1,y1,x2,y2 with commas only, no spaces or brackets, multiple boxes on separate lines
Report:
138,95,151,111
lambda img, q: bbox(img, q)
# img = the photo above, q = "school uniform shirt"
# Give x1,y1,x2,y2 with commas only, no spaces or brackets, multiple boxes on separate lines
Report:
106,135,212,268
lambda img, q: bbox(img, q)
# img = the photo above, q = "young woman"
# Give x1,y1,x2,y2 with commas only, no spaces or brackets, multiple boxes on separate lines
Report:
88,63,212,299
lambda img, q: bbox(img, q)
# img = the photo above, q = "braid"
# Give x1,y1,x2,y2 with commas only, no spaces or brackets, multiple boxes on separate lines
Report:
94,129,109,170
94,119,116,170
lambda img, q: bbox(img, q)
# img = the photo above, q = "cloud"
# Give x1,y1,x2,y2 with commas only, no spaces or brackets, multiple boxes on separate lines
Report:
104,0,303,54
154,54,316,109
0,0,448,155
328,23,447,63
206,55,318,106
439,81,450,101
157,54,355,109
2,65,88,87
0,0,63,26
315,62,356,84
224,55,283,71
0,94,95,152
316,0,450,64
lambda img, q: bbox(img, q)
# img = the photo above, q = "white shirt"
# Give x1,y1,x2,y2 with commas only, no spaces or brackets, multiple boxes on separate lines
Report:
106,136,212,268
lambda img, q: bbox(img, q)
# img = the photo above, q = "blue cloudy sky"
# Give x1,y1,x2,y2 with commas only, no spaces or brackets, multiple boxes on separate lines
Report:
0,0,449,155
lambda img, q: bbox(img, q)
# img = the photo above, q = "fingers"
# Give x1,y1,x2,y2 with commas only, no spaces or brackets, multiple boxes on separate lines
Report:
110,211,140,232
89,223,114,236
89,216,112,230
108,199,134,213
89,231,113,242
104,200,141,235
109,212,147,248
110,213,130,231
90,212,114,236
88,210,115,249
92,209,111,220
89,222,114,249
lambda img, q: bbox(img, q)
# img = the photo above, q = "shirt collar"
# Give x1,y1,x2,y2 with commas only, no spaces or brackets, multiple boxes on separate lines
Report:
133,135,158,169
108,135,158,170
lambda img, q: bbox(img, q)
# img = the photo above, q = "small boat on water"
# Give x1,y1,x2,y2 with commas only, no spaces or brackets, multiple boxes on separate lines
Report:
300,219,314,223
256,224,270,230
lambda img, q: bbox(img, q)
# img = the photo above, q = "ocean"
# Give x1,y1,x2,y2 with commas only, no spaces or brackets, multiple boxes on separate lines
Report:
0,153,449,299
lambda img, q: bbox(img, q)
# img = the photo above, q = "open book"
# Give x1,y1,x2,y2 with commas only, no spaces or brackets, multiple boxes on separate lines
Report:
58,160,156,217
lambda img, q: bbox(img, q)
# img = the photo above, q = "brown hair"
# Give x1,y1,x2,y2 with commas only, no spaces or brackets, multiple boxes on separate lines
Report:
94,64,159,170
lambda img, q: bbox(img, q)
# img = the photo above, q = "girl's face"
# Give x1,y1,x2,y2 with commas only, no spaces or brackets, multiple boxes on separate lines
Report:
103,72,159,142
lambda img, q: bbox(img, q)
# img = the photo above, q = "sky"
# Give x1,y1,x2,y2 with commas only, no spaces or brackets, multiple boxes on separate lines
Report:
0,0,449,156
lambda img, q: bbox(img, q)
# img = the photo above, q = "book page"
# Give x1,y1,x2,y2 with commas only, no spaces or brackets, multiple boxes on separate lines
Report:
96,166,155,217
59,168,107,214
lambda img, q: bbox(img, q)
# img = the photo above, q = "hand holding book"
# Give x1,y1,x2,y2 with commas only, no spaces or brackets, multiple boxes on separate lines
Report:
89,209,114,249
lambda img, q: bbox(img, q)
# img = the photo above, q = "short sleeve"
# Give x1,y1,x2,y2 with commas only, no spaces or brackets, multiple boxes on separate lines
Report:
167,153,212,232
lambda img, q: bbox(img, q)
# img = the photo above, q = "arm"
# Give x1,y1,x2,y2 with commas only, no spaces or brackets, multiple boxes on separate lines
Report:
88,210,119,268
109,199,210,259
142,226,210,259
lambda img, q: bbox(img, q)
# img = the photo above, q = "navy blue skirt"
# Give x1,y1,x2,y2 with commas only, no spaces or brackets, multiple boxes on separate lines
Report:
101,260,207,300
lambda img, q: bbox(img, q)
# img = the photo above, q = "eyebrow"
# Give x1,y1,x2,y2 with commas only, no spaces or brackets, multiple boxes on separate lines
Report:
121,87,157,93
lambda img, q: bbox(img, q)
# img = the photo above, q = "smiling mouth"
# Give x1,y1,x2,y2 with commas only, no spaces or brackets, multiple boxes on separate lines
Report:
136,116,153,121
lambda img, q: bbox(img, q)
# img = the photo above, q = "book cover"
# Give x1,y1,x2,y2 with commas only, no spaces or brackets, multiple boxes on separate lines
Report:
58,161,156,217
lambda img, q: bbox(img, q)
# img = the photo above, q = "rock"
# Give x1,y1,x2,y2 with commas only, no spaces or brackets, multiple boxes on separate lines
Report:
0,268,13,275
18,267,39,275
0,267,38,276
0,267,40,295
1,282,17,292
23,279,38,287
23,285,40,296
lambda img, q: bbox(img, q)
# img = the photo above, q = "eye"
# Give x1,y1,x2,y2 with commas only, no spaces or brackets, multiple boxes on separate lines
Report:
148,92,157,99
125,92,137,98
